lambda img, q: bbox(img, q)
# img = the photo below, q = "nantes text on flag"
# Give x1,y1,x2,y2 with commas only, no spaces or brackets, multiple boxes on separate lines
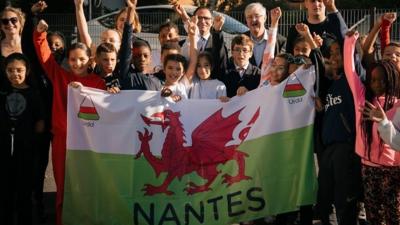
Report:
65,67,317,225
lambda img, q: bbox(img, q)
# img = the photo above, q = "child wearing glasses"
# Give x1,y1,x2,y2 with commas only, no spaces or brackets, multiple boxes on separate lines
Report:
218,34,260,98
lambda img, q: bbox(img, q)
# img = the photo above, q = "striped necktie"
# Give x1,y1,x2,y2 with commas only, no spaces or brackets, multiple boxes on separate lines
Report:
198,37,207,51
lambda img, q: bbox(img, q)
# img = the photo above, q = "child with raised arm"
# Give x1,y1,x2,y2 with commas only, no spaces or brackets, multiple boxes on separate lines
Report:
34,20,106,225
179,15,227,101
295,22,362,224
259,7,281,85
361,101,400,151
344,31,400,225
363,12,400,71
117,1,162,91
161,18,198,102
74,0,121,52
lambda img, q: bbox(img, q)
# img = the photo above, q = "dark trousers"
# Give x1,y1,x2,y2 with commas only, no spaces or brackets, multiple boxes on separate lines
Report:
316,142,362,225
275,205,313,225
1,152,34,225
32,132,51,207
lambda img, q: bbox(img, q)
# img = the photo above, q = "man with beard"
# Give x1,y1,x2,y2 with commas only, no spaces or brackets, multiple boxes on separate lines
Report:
243,2,286,68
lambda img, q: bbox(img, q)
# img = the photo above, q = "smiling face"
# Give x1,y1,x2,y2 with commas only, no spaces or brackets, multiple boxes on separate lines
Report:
232,44,252,68
6,59,27,88
329,42,343,73
68,48,90,77
1,10,22,37
245,6,266,39
383,45,400,72
370,66,386,97
196,56,212,80
48,34,65,53
164,60,184,85
269,56,289,85
195,8,213,36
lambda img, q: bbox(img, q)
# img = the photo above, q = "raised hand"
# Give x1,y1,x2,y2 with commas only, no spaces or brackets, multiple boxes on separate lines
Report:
295,23,310,37
173,3,190,22
323,0,337,13
360,101,386,123
213,14,225,32
270,7,281,28
313,32,323,47
31,1,47,14
188,16,198,36
126,0,137,9
383,12,397,24
74,0,84,6
346,30,359,38
37,19,48,33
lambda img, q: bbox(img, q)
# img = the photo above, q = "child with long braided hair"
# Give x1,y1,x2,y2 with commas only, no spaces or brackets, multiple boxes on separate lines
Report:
345,31,400,225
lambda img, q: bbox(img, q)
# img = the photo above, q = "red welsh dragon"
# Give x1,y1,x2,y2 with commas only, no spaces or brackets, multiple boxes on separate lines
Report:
135,107,260,196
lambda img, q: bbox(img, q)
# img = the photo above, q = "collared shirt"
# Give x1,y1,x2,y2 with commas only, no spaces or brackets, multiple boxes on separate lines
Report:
250,30,268,66
197,32,211,52
235,63,249,77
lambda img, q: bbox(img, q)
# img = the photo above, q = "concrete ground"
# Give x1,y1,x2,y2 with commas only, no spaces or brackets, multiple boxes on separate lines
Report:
33,151,56,225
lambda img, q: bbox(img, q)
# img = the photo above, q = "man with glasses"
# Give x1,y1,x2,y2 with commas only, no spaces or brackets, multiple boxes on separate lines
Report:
175,5,229,78
243,2,286,68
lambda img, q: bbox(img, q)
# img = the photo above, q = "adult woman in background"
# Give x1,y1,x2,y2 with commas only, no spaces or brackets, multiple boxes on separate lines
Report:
0,1,53,222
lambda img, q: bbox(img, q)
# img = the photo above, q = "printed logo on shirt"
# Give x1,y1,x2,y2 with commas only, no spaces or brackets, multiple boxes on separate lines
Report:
6,92,26,117
324,94,342,112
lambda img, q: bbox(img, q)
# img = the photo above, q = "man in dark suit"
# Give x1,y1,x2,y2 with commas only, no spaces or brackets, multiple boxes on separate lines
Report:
243,2,286,68
175,5,229,78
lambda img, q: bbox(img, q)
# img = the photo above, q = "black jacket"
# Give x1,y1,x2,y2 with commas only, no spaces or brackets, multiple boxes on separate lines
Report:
219,60,261,98
182,29,229,79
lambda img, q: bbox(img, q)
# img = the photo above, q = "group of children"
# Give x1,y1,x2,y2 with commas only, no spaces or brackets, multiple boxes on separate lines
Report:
1,0,400,225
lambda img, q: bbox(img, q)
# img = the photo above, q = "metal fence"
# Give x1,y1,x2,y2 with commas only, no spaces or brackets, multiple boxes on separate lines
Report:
42,8,400,50
227,8,400,41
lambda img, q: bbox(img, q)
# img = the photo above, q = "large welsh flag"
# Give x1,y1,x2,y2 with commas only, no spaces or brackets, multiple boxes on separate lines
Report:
65,67,317,225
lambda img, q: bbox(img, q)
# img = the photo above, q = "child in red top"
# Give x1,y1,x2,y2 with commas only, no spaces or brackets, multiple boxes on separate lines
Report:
34,19,106,225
